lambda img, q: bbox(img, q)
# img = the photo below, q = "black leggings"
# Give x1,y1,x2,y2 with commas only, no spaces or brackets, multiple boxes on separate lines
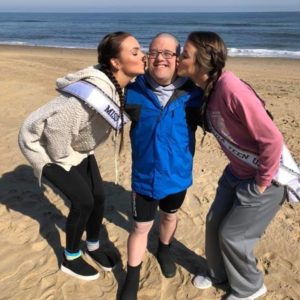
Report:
42,155,105,252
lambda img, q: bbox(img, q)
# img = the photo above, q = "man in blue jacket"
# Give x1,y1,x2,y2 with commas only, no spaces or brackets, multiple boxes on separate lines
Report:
120,33,203,300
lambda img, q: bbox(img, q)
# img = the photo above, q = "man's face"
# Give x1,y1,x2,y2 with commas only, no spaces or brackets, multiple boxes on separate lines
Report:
147,36,178,86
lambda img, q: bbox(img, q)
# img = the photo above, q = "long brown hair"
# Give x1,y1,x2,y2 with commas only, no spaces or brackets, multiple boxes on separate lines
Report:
97,31,132,152
187,31,227,136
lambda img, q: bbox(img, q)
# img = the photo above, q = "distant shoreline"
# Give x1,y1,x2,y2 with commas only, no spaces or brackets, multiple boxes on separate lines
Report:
0,44,95,55
1,44,299,60
1,11,300,14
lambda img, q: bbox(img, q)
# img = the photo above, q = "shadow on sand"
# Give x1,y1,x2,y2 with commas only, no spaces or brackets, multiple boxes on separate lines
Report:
0,165,218,298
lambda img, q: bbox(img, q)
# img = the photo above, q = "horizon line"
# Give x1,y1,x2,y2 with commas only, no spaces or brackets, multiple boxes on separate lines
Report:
1,10,300,13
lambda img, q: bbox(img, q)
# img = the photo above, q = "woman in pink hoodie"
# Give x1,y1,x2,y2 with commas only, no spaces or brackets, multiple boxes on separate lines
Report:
178,31,285,300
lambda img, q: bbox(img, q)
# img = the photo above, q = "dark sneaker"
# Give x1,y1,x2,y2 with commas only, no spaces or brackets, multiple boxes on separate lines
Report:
61,255,99,281
85,248,116,271
156,242,176,278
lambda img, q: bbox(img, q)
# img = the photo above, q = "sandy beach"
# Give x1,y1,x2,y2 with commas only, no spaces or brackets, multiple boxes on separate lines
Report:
0,45,299,300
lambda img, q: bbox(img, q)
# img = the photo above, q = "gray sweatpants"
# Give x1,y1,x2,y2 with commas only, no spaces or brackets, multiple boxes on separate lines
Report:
205,166,285,297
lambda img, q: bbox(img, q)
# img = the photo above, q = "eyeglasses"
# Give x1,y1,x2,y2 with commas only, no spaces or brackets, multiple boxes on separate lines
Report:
148,50,177,59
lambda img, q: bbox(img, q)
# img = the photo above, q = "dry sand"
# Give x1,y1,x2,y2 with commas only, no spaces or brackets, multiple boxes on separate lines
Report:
0,45,299,300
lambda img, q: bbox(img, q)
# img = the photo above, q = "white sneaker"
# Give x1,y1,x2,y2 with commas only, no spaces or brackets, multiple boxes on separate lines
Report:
226,284,267,300
192,274,213,289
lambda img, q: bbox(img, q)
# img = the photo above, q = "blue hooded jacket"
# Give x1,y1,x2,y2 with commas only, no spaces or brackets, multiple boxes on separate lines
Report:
125,75,203,200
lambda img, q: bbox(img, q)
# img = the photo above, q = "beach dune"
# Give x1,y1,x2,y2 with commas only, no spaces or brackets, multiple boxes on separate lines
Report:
0,46,299,300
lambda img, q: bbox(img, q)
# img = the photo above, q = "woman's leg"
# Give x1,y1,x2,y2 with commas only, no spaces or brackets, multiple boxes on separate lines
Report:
43,160,95,252
75,155,116,271
84,155,105,241
219,181,284,297
205,168,236,283
42,160,99,280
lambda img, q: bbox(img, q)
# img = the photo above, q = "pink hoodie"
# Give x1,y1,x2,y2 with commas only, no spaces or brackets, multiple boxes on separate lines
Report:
208,71,283,187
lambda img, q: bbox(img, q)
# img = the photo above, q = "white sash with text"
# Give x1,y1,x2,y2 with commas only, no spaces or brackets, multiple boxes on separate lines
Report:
207,116,300,203
59,80,129,130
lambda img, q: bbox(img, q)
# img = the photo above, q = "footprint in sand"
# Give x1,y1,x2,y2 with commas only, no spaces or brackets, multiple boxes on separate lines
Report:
18,219,40,240
31,239,49,252
1,259,36,283
0,205,12,228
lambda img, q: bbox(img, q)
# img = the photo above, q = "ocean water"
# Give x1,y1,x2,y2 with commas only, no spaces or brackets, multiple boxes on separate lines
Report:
0,12,300,59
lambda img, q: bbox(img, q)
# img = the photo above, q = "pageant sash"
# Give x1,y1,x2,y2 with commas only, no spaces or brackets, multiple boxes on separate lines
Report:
59,80,129,130
207,116,300,203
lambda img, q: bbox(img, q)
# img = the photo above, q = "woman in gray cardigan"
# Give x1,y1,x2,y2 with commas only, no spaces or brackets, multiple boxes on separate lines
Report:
18,32,145,281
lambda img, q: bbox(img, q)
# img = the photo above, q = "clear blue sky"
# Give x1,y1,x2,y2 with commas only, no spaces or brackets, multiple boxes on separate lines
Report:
1,0,299,12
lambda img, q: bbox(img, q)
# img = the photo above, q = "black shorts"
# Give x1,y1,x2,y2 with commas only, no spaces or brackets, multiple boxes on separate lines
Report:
131,190,187,222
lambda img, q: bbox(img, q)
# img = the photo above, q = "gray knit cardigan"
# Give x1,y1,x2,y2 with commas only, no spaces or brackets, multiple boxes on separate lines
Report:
18,66,120,184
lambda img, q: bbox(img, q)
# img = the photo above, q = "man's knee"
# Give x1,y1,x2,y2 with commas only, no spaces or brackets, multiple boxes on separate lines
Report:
160,211,177,223
132,221,153,235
